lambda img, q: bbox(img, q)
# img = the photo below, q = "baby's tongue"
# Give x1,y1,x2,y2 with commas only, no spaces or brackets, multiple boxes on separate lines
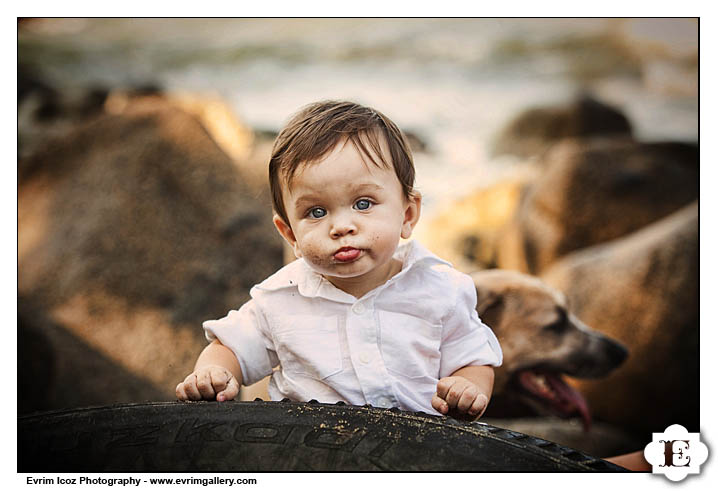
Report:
335,248,360,262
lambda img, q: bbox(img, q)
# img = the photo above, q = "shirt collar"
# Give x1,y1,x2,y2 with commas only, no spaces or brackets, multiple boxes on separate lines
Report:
253,240,451,302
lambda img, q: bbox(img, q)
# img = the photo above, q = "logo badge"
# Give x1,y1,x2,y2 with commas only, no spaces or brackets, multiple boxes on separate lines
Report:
644,424,708,482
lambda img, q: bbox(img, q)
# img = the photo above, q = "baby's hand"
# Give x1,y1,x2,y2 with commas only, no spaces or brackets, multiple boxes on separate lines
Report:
176,365,239,402
432,376,489,419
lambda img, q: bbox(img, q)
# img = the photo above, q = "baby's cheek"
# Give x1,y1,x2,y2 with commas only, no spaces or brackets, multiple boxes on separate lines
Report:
372,229,400,258
301,245,329,268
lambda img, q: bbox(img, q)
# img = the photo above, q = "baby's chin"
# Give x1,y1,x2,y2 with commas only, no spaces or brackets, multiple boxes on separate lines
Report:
301,256,374,281
314,262,371,279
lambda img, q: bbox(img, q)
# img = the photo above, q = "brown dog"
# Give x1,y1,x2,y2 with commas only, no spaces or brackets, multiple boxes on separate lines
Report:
472,269,628,431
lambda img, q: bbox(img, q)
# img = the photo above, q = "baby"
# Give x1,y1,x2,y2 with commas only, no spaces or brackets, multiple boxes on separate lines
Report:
176,100,502,418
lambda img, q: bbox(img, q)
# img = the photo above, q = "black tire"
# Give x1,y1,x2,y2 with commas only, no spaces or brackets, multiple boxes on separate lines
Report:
18,401,625,472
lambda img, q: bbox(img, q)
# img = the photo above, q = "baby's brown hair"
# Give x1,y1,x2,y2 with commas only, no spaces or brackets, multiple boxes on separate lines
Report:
269,100,416,225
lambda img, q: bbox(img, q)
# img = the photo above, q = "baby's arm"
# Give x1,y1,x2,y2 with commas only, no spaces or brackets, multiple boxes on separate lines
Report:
432,365,494,419
176,339,244,402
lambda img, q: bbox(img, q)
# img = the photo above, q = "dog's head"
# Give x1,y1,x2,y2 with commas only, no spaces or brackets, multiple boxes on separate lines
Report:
471,269,628,430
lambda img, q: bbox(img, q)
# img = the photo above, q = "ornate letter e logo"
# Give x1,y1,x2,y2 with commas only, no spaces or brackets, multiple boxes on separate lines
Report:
644,424,708,482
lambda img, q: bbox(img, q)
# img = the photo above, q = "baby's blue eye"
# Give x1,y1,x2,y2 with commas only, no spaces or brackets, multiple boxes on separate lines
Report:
354,199,372,211
309,207,327,219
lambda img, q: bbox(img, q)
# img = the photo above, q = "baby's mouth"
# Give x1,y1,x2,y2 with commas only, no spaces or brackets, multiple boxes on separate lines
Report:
333,247,361,262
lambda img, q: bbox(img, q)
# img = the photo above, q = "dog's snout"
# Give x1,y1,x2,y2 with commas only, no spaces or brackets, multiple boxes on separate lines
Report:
603,337,629,367
563,329,629,378
574,334,628,377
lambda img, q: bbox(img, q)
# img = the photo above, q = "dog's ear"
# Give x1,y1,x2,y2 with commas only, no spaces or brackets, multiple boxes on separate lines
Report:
475,287,505,329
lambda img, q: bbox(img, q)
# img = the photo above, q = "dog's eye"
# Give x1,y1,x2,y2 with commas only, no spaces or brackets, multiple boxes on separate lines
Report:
543,320,566,334
543,308,568,334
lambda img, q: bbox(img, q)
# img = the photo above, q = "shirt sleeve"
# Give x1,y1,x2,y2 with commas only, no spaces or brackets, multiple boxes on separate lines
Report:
203,298,279,386
439,272,503,378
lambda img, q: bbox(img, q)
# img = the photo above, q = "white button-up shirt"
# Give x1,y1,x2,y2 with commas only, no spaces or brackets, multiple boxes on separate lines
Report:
204,240,502,415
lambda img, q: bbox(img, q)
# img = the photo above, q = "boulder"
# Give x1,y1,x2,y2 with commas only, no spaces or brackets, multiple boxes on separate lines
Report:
18,297,163,414
17,64,111,162
18,96,284,411
420,175,532,271
104,90,255,164
491,94,632,159
540,202,698,435
496,138,698,274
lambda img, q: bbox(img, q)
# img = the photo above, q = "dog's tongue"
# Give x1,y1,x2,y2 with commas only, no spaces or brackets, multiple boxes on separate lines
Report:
518,371,592,431
545,373,592,432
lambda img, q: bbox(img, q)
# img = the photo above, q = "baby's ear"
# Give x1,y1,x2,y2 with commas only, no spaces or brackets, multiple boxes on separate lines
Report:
272,214,302,258
401,191,422,239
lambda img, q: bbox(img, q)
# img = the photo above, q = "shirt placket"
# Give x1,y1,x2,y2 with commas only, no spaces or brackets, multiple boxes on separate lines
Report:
345,296,398,409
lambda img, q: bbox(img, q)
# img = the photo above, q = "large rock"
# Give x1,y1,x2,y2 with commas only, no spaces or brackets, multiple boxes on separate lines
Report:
491,94,632,159
18,296,163,414
420,175,532,271
17,64,111,162
540,202,698,435
18,96,284,411
496,138,698,274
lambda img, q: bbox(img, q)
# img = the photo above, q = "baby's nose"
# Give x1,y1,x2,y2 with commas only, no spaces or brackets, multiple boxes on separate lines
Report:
330,217,357,238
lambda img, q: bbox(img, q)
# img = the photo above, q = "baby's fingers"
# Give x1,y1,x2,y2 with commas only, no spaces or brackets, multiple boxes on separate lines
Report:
196,370,217,400
457,385,479,413
432,394,449,414
436,377,458,402
469,393,489,418
209,367,231,392
209,367,238,401
177,374,202,401
442,379,469,408
175,381,187,401
216,375,240,402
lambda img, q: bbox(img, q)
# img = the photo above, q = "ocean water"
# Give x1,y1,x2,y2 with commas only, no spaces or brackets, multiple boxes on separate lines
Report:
18,18,698,232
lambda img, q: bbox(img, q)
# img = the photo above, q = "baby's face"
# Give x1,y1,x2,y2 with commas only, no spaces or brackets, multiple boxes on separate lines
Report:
273,139,420,295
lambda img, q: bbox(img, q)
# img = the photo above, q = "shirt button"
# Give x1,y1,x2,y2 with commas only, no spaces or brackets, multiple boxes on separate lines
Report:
359,352,370,364
377,397,391,407
352,303,366,315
